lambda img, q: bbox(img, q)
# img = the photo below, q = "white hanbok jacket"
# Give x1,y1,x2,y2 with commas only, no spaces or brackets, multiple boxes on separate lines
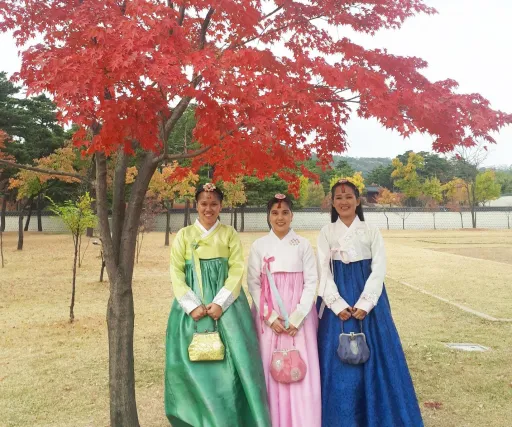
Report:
317,217,386,315
247,229,318,328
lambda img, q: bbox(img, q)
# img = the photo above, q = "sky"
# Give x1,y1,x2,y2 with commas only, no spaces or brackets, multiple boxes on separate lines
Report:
0,0,511,167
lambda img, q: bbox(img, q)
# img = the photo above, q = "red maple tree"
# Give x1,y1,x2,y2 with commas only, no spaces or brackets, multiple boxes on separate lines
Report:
1,1,511,425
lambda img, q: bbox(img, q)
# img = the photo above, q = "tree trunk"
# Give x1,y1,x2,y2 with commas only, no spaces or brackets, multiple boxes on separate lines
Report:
184,199,191,227
1,230,4,268
107,273,139,426
95,151,160,427
165,208,171,246
17,201,24,250
86,155,97,238
240,205,245,232
24,201,33,231
37,193,43,232
233,207,238,231
433,213,436,230
100,255,106,282
70,235,79,322
384,213,389,230
1,195,7,232
460,211,464,228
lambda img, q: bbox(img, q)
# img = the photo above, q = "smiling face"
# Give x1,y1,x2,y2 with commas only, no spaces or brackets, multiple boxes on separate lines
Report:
268,201,293,237
332,184,360,222
196,191,222,229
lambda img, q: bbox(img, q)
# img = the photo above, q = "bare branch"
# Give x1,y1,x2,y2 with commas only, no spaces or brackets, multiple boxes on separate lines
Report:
232,14,326,49
199,8,215,50
316,96,360,104
0,159,89,182
263,4,285,21
95,152,115,276
111,146,129,265
178,3,186,25
153,145,212,165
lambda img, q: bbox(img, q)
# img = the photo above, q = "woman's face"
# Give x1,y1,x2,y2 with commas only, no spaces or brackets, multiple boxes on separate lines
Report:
196,191,222,229
332,184,360,221
268,201,293,235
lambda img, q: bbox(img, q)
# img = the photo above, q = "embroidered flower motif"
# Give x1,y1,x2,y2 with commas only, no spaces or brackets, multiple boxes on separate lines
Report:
361,292,379,306
203,183,216,192
289,238,300,246
275,193,286,199
273,358,283,371
324,293,341,306
291,367,302,381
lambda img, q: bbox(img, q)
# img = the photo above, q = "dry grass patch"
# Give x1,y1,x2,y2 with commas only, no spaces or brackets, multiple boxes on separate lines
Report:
383,230,512,319
432,247,512,265
1,230,511,426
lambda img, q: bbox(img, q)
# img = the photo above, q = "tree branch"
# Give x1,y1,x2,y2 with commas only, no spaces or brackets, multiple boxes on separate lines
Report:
153,145,212,165
178,3,186,25
199,8,215,50
232,14,326,49
95,152,115,277
0,159,89,182
262,4,285,21
316,96,360,104
111,146,128,265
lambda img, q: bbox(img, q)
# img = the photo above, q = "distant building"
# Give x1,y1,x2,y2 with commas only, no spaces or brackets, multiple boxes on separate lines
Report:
365,185,381,204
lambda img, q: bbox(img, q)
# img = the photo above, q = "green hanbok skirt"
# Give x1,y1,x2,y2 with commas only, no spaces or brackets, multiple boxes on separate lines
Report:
165,258,271,427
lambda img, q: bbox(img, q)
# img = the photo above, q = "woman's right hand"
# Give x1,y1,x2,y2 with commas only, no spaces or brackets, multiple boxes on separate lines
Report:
338,308,352,321
190,305,207,321
270,317,287,335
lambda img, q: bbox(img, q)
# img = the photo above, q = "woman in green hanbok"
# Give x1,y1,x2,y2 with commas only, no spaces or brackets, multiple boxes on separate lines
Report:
165,183,271,427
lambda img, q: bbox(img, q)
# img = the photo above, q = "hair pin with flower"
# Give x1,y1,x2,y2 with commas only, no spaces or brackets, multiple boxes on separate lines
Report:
338,179,349,184
203,183,216,192
275,193,286,200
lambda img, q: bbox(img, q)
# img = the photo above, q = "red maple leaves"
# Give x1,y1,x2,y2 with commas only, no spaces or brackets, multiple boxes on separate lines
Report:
1,0,510,191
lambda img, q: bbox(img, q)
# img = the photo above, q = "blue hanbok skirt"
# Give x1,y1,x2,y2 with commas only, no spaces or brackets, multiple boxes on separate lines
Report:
317,259,423,427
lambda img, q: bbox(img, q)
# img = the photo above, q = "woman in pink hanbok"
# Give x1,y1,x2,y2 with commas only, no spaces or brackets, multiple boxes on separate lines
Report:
248,194,321,427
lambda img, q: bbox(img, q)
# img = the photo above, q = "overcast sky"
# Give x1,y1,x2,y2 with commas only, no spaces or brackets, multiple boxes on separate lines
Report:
0,0,510,166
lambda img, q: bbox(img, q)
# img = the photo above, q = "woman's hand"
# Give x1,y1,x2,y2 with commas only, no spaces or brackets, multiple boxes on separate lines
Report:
190,305,207,321
351,308,367,320
270,316,287,335
287,324,299,337
206,303,223,321
337,308,352,321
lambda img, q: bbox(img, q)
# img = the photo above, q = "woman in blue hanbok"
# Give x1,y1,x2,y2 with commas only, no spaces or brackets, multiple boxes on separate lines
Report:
316,179,423,427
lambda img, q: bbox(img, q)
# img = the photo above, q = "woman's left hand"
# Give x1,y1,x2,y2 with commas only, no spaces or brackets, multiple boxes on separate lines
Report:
206,303,223,320
351,308,367,320
287,325,299,337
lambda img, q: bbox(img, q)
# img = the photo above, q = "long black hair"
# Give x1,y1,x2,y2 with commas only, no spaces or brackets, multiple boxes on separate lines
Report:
266,194,293,229
194,183,224,202
330,180,365,223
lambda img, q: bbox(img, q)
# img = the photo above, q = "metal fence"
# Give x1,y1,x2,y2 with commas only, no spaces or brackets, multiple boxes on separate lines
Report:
3,207,512,233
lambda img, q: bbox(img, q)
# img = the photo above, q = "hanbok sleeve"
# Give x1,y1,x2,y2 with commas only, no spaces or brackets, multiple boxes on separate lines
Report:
247,242,279,326
354,226,386,313
289,240,318,329
317,227,350,315
170,228,202,315
212,227,244,312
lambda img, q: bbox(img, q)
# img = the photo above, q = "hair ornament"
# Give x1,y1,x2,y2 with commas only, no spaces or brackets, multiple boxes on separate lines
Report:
203,183,216,192
274,193,286,200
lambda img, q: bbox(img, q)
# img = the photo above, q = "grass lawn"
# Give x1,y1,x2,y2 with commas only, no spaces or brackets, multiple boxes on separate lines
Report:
1,229,511,426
